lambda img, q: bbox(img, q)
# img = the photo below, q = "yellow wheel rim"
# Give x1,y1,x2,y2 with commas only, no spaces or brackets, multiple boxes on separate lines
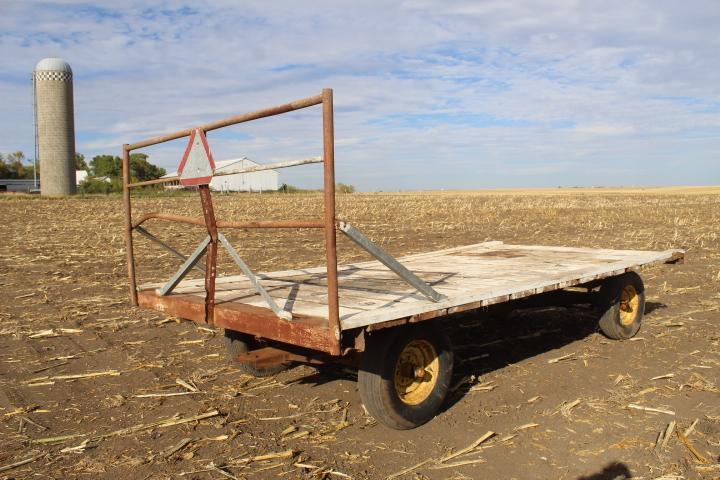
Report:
394,339,440,405
619,284,639,326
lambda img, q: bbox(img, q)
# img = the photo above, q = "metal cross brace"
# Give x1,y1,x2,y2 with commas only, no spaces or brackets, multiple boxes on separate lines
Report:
218,233,293,321
157,236,211,296
338,221,446,303
156,233,292,321
135,226,205,273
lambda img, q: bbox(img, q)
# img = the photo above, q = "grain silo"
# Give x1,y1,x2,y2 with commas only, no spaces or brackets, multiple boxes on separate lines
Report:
34,58,76,196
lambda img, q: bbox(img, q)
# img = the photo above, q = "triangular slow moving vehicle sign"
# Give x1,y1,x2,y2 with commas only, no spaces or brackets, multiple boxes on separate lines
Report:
177,128,216,186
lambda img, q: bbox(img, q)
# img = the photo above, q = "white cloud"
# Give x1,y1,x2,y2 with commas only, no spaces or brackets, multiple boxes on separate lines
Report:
0,0,718,189
572,125,635,136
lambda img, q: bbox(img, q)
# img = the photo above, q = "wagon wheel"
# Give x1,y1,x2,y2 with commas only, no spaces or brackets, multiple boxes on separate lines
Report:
358,323,453,429
223,330,290,377
597,272,645,340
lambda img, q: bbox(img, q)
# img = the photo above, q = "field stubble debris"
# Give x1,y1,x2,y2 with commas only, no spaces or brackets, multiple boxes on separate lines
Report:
1,190,719,478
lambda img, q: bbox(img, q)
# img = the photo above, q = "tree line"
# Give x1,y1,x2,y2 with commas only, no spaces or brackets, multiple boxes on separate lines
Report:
0,152,38,179
80,153,166,193
0,151,166,193
2,151,357,194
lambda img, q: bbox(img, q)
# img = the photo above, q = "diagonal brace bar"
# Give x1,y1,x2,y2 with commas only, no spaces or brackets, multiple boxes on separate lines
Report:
158,236,211,296
339,222,446,303
218,233,293,321
135,226,205,273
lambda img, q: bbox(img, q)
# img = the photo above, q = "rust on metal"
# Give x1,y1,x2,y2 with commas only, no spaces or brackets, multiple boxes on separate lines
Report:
666,251,685,264
132,212,324,230
199,184,218,324
220,219,324,230
344,327,366,352
137,290,333,352
128,176,180,188
127,93,323,151
122,145,138,306
322,88,341,356
234,347,329,368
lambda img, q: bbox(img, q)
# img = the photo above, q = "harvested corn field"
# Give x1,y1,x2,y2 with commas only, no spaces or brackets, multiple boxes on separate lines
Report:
1,188,719,479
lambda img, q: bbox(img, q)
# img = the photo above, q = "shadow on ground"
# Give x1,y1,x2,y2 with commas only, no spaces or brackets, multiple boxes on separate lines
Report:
292,295,606,412
577,461,632,480
441,300,601,410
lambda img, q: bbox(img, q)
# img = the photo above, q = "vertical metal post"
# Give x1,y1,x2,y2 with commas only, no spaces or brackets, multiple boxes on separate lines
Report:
199,184,218,324
322,88,341,355
122,145,138,305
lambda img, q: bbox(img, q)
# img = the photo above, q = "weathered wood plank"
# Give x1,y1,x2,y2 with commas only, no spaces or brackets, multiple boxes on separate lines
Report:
138,243,684,333
340,251,682,329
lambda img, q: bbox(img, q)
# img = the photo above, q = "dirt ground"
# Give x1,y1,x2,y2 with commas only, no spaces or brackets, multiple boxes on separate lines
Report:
1,188,719,480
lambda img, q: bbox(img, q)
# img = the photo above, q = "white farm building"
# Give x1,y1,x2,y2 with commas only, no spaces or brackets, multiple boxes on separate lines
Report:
163,157,279,192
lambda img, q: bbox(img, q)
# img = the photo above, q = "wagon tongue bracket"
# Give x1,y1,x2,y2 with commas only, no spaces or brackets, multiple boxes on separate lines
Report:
338,222,446,303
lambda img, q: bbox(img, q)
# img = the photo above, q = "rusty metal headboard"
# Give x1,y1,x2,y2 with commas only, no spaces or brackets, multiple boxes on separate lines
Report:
122,89,341,354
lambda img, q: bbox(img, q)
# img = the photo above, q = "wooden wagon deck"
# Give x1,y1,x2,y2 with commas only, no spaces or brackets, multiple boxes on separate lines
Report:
138,241,683,333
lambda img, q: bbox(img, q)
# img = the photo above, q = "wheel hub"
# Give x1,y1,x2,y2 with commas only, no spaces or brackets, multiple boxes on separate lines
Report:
394,339,440,405
619,284,639,326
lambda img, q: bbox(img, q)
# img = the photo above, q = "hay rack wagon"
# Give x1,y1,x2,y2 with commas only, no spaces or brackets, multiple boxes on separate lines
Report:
121,89,684,429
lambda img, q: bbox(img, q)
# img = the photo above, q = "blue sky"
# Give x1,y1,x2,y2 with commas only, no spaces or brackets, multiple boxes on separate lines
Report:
1,0,718,190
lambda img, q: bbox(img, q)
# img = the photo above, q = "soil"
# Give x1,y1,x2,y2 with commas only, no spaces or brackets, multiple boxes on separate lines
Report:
0,189,718,480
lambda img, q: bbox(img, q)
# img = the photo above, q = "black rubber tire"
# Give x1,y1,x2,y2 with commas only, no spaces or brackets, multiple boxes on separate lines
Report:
223,330,289,377
597,272,645,340
358,323,453,429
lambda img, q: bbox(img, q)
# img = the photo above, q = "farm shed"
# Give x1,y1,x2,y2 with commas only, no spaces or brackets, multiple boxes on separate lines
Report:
0,179,37,192
0,170,86,193
163,157,279,192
